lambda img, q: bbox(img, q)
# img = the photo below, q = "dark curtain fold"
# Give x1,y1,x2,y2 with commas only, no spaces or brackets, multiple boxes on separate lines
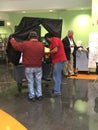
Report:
41,18,62,38
13,17,41,41
6,36,21,65
6,17,62,65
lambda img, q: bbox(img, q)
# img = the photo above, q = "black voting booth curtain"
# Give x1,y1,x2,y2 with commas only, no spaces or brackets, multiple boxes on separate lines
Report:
6,17,62,65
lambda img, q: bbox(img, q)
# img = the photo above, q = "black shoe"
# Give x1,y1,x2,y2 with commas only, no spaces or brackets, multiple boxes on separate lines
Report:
66,75,70,77
70,73,77,76
36,96,43,101
63,74,70,78
51,90,61,97
28,98,36,102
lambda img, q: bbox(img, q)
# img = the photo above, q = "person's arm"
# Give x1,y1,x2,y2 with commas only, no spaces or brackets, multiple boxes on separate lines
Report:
50,46,58,54
10,38,23,52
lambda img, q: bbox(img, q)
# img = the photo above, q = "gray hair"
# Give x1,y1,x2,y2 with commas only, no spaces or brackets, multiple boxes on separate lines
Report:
28,31,38,39
68,30,74,34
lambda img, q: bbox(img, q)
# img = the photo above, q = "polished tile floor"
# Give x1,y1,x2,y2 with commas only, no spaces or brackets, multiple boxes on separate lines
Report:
0,64,98,130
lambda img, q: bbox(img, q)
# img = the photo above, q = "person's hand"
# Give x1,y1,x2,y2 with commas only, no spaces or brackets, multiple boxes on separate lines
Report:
45,53,50,59
44,47,50,53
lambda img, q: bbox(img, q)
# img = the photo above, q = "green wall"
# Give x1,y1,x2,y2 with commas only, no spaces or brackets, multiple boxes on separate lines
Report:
0,9,92,47
61,9,92,47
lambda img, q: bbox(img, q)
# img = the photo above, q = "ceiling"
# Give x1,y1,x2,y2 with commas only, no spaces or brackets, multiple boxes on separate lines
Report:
0,0,92,12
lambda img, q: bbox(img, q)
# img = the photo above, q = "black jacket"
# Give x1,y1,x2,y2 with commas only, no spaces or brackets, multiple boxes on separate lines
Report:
62,36,78,60
62,36,79,69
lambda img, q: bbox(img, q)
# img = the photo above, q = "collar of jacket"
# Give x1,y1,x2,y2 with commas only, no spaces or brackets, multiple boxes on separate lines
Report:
30,39,38,41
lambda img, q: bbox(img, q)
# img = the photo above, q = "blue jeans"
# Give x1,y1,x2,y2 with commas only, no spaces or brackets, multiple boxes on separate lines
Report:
53,62,64,94
25,67,42,99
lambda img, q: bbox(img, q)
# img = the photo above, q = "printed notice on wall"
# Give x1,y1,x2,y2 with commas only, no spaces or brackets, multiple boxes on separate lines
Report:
88,32,98,68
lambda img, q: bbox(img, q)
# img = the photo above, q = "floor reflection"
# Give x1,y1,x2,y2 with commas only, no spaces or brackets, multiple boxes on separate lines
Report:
0,64,98,130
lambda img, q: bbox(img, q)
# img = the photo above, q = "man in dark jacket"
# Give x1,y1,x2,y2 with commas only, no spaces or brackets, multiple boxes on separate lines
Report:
62,30,78,77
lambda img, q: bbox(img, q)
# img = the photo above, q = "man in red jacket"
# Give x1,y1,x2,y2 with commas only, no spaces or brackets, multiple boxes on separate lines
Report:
10,31,44,101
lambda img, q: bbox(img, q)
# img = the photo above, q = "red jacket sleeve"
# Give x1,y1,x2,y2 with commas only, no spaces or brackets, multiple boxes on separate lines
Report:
10,38,23,52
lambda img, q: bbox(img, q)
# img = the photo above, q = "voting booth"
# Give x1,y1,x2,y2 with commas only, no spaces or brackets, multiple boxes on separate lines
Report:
6,17,62,65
